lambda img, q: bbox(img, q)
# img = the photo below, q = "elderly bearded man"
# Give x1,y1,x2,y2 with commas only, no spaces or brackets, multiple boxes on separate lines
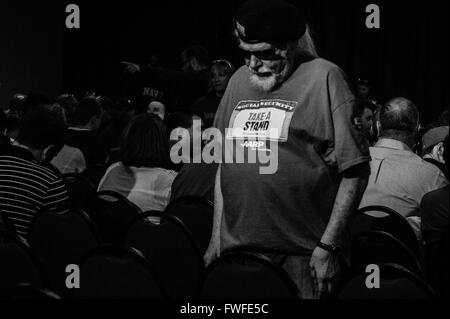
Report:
204,0,371,299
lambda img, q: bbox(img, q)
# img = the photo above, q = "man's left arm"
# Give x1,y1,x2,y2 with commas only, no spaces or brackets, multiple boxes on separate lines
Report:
310,162,370,298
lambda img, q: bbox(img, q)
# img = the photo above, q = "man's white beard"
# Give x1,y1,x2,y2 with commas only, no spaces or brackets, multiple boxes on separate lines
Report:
249,73,279,93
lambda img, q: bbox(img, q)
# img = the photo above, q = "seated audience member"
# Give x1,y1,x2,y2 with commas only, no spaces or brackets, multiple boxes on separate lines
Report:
421,126,449,178
22,93,51,116
0,108,69,240
51,144,87,174
1,115,20,145
147,100,166,120
170,161,218,204
49,103,86,174
191,59,235,128
64,95,107,167
435,109,449,127
3,93,27,120
96,95,115,134
359,98,448,235
56,93,78,126
353,99,378,146
421,135,449,297
0,111,10,146
98,114,177,216
169,111,218,203
98,97,137,165
166,111,203,171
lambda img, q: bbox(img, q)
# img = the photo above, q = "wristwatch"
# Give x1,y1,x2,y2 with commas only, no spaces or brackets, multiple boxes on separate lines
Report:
317,241,341,253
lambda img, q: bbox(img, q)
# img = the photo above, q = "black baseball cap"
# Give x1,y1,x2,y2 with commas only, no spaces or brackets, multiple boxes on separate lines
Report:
234,0,306,44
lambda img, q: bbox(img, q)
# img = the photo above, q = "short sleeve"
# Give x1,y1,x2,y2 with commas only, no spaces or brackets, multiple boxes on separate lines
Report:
322,67,371,173
44,177,70,213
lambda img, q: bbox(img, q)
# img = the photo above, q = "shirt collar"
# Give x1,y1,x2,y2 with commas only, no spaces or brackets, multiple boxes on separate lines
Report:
0,144,37,163
374,138,412,152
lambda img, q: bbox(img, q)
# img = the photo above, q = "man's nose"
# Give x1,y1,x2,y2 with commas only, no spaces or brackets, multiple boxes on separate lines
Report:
248,55,261,70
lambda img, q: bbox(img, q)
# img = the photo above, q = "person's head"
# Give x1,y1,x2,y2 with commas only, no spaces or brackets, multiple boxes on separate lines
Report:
436,109,449,127
112,96,137,127
210,60,235,97
354,99,377,137
22,93,51,116
421,126,449,163
15,108,66,164
378,97,420,148
120,113,170,169
180,45,210,72
8,93,27,120
356,78,371,99
72,95,102,130
56,94,78,125
233,0,315,93
147,100,166,120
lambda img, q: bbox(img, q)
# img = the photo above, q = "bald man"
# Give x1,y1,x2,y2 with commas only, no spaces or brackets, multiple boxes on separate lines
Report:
359,98,448,235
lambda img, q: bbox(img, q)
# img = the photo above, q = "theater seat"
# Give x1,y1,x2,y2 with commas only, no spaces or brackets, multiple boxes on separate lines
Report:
352,206,421,260
165,196,213,256
200,249,300,299
28,208,100,298
74,245,166,299
337,263,436,299
125,211,203,299
0,230,47,290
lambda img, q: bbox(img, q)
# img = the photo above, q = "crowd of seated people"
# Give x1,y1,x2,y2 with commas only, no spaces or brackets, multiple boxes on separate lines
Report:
1,48,448,298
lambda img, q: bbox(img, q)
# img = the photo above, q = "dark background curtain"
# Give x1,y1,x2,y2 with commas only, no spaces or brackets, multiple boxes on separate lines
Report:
1,0,448,124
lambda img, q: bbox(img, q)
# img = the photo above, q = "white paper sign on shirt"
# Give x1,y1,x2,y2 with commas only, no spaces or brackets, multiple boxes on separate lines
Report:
227,99,297,142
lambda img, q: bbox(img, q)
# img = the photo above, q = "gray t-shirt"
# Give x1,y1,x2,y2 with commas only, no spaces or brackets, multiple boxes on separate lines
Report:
213,56,370,255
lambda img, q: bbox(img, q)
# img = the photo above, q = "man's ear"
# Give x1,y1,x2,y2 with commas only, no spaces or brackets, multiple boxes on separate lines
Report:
437,142,445,156
90,115,102,129
42,144,58,164
376,121,381,137
190,58,200,71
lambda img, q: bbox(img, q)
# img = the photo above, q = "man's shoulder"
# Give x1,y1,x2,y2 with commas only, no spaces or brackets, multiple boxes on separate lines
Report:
296,57,345,78
0,151,62,183
233,65,251,79
370,146,446,178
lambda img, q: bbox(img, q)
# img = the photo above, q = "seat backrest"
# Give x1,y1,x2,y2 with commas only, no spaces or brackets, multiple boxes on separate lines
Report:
80,164,107,189
351,230,422,275
0,230,46,289
125,211,204,299
85,190,141,244
337,263,436,299
352,206,420,259
74,245,166,299
200,250,300,299
165,196,213,256
28,208,99,298
428,229,449,298
63,173,96,210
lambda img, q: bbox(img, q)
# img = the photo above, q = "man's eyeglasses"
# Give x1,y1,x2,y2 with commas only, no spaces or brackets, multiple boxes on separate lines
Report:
239,48,282,61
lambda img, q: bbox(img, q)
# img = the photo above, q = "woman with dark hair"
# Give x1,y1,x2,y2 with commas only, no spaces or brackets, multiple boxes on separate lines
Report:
98,113,177,214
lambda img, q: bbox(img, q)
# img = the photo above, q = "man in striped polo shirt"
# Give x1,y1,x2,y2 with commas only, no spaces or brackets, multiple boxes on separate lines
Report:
0,108,70,240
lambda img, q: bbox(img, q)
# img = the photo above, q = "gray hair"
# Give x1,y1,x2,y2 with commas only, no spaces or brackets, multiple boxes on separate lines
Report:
296,24,319,57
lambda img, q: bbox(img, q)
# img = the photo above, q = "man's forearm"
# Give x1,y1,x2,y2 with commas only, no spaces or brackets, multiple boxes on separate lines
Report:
320,164,369,247
212,165,223,241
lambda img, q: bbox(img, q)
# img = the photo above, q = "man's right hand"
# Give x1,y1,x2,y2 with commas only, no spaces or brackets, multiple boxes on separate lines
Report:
121,61,141,74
